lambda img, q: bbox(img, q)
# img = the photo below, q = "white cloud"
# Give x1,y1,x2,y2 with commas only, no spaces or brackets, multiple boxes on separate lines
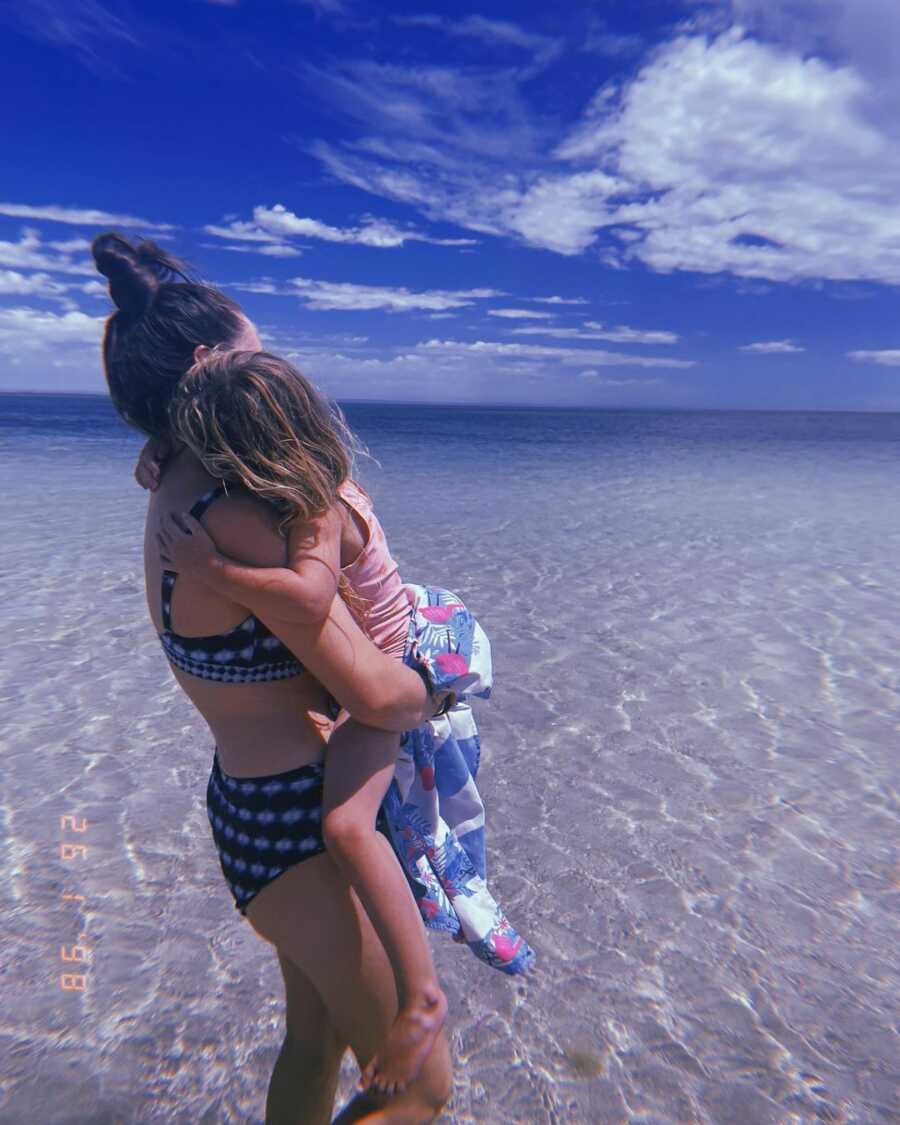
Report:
314,140,621,255
260,338,677,407
258,328,371,355
739,339,805,353
204,221,276,244
583,322,679,345
303,63,621,255
508,170,623,255
396,14,562,67
417,339,694,368
0,0,139,59
556,29,900,282
310,20,900,285
578,370,660,386
80,280,109,297
0,270,68,296
231,276,504,312
531,295,589,305
247,243,303,257
228,280,281,295
203,241,303,258
269,336,693,403
0,306,106,351
487,308,553,320
509,322,679,345
718,0,900,100
303,55,619,253
0,201,171,230
510,326,604,339
254,204,476,247
306,59,550,238
0,229,94,276
0,269,111,301
205,204,477,253
287,279,502,312
49,238,92,252
848,349,900,367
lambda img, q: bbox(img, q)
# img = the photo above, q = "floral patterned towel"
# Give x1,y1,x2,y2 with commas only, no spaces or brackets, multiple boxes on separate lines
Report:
378,582,536,976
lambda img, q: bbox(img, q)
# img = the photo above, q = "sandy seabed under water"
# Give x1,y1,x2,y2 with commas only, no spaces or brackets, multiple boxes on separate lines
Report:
2,400,898,1123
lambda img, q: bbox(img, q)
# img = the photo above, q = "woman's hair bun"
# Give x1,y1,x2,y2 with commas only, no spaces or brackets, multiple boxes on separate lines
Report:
92,232,192,321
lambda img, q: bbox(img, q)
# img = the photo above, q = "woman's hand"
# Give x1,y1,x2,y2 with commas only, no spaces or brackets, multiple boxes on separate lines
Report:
135,435,174,492
157,511,221,578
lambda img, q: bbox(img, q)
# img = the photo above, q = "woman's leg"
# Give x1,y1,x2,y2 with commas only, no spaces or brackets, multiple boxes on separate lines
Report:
245,849,452,1124
321,717,447,1095
264,949,345,1125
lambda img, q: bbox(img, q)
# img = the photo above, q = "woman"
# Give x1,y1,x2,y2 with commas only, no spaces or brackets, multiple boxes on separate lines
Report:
94,232,452,1124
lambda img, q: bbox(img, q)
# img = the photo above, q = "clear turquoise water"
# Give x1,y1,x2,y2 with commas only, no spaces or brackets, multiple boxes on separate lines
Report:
2,393,899,1123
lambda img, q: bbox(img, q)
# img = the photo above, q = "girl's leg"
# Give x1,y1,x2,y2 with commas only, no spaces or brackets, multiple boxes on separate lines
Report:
245,850,452,1124
321,717,448,1096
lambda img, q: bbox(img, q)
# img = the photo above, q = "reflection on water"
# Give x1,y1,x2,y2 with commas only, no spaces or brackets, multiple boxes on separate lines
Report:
2,395,898,1122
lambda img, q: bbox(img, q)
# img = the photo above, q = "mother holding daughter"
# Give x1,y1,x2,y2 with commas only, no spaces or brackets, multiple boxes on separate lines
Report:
94,233,533,1124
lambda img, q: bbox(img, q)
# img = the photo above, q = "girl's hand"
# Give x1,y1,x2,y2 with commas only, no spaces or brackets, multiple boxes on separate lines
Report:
157,512,220,578
431,690,457,718
135,436,173,492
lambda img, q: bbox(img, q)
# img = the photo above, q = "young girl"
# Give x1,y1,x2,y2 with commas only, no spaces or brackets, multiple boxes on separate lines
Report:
155,348,454,1098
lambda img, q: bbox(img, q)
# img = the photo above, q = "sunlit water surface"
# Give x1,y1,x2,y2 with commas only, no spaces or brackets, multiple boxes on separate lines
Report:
2,394,898,1123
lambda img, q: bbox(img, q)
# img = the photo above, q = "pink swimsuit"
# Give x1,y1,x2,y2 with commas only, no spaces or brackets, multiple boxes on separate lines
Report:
337,477,411,659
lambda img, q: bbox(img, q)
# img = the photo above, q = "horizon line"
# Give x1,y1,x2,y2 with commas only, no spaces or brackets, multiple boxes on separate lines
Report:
1,389,899,416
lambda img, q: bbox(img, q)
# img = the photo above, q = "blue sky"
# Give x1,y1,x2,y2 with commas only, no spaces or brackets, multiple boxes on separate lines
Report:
2,0,900,408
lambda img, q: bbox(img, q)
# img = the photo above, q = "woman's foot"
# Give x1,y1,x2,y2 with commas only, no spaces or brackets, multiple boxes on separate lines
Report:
358,986,448,1096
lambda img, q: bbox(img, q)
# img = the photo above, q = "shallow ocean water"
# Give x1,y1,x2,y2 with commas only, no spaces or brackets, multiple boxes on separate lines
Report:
1,394,898,1123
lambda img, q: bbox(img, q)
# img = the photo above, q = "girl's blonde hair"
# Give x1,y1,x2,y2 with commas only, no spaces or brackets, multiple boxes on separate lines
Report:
169,348,375,627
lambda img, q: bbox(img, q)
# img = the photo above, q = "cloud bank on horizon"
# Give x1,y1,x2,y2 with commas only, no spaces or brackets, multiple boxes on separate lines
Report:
1,0,899,409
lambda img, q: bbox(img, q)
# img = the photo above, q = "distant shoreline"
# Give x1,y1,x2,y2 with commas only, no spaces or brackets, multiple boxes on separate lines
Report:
1,390,897,416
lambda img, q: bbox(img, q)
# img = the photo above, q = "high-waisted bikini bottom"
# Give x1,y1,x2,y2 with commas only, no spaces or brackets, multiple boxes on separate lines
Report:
205,750,328,917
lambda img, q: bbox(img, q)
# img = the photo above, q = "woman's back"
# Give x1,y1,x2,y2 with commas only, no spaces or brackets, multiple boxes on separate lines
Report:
143,451,334,777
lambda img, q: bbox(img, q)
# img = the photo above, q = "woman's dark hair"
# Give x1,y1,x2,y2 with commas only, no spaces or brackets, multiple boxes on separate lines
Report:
92,232,246,436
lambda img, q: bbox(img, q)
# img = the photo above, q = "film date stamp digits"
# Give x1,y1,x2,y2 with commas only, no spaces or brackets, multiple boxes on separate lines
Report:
59,814,90,992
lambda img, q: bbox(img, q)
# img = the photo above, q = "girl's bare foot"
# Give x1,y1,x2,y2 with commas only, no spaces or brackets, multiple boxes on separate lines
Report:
358,986,448,1096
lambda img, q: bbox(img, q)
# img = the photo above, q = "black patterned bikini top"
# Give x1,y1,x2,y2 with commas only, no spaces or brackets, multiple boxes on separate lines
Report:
158,485,304,684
